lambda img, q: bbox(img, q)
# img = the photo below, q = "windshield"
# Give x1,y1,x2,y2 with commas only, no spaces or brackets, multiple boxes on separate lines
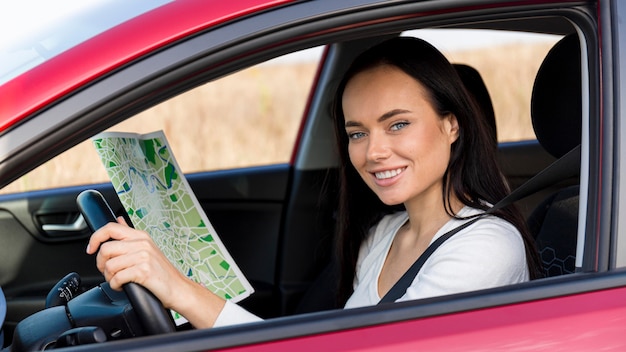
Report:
0,0,171,85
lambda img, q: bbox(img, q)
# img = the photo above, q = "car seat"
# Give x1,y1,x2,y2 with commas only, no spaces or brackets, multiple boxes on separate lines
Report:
526,34,582,277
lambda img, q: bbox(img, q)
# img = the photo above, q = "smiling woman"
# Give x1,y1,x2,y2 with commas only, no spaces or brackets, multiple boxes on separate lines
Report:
331,37,541,307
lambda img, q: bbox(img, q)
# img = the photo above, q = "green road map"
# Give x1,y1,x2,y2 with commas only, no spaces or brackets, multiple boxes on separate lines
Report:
92,131,253,306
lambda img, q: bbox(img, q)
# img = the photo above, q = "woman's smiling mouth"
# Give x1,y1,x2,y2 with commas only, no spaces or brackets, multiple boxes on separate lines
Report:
374,167,406,180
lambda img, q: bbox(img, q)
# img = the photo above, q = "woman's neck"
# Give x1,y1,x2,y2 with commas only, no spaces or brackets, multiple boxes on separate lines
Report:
402,192,463,242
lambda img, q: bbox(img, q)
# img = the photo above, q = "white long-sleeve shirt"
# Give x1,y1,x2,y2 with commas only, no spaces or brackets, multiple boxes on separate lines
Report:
345,207,528,308
215,207,529,326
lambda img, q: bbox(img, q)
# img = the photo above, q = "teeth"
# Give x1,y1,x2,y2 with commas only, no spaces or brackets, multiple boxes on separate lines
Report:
375,168,405,180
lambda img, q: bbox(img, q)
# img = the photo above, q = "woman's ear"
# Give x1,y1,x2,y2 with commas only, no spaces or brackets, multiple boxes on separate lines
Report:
446,114,460,143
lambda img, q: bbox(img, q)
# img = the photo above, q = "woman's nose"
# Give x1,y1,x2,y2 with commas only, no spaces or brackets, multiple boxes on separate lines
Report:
366,133,391,161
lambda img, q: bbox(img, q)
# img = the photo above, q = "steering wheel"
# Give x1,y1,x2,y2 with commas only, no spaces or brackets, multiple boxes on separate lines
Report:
77,190,176,335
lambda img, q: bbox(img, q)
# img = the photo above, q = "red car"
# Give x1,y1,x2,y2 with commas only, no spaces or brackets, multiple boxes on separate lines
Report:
1,0,625,350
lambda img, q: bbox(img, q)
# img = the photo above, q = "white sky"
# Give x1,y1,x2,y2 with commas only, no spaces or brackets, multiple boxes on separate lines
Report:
267,29,561,65
0,1,107,49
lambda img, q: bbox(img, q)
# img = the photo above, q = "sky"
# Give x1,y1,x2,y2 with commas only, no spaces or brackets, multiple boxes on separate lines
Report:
267,29,560,65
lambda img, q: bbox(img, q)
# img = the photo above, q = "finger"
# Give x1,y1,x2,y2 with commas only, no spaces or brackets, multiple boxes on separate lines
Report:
86,222,141,254
102,242,180,299
106,262,147,291
99,245,153,289
96,233,152,266
94,239,126,273
85,223,114,255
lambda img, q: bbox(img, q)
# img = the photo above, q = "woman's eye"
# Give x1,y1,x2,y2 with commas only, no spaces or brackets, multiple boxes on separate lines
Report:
347,131,366,140
390,122,409,131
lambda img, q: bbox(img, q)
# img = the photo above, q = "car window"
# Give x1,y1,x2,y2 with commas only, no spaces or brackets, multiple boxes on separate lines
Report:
1,47,323,194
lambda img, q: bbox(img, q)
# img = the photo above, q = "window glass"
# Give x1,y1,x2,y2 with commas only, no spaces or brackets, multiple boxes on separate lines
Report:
1,47,323,194
404,29,561,142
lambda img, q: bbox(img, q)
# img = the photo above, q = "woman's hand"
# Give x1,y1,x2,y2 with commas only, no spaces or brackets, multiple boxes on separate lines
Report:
86,217,226,328
86,217,181,307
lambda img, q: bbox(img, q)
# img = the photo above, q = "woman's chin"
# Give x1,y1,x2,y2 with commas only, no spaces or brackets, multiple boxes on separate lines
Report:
377,196,405,207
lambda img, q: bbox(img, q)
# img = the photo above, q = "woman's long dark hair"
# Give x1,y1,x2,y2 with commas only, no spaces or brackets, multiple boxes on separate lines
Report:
332,37,542,305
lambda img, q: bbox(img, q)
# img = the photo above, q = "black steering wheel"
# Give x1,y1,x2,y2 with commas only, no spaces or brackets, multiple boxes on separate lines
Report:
77,190,176,335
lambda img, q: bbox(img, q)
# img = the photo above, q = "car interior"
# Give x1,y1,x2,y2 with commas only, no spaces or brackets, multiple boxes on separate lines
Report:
0,6,591,349
294,27,583,313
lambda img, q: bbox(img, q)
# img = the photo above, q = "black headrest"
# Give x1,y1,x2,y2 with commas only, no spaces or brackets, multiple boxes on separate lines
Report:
531,34,582,158
454,63,497,148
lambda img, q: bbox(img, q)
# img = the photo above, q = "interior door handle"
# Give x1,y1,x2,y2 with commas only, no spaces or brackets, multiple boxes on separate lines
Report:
41,214,88,232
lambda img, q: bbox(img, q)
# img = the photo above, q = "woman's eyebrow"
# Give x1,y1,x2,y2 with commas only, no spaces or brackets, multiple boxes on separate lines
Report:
344,109,411,128
378,109,411,122
344,120,362,128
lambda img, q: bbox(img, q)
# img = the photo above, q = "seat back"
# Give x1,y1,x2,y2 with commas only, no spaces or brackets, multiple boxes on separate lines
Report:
527,34,582,276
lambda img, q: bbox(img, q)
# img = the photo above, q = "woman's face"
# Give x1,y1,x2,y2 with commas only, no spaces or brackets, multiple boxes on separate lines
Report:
342,64,459,207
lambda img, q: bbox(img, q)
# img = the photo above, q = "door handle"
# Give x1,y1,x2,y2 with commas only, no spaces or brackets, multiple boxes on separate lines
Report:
41,214,88,232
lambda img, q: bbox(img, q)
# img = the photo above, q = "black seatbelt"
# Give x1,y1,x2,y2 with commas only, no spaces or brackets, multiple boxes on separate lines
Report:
378,145,581,304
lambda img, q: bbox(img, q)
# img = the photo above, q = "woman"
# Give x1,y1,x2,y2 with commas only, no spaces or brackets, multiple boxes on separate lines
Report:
332,37,541,308
86,37,541,328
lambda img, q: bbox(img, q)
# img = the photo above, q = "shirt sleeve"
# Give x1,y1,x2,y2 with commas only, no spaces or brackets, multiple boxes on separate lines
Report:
213,300,263,328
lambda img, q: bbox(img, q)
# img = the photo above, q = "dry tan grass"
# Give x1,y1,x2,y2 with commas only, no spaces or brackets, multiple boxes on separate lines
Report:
446,42,555,141
2,42,554,194
116,63,317,172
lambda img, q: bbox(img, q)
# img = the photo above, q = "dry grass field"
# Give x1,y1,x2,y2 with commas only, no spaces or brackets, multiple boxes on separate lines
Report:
2,41,555,194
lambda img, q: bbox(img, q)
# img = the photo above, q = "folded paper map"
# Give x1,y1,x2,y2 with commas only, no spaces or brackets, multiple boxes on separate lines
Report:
91,131,253,305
